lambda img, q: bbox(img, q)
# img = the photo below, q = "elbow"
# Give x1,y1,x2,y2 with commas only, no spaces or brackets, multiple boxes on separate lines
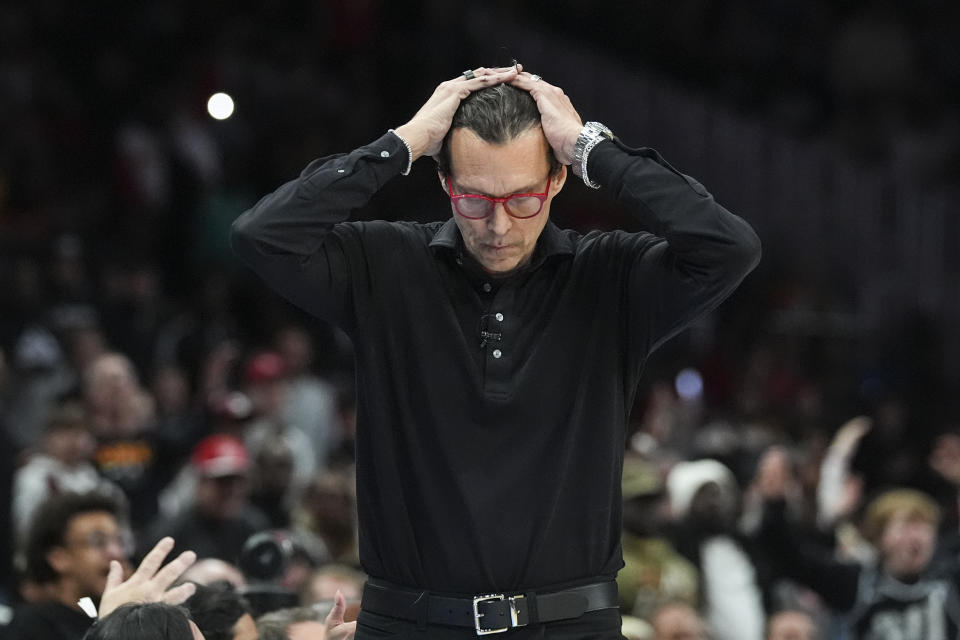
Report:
728,223,762,279
229,210,258,260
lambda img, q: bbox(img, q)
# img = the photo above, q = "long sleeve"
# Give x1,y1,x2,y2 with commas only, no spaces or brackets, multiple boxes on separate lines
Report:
754,499,861,612
230,132,411,330
587,139,762,357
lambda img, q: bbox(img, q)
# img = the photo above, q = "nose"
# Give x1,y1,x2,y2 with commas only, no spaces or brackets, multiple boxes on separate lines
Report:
487,202,512,236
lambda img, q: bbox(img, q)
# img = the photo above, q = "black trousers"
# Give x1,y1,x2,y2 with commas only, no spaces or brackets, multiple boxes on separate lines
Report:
355,608,626,639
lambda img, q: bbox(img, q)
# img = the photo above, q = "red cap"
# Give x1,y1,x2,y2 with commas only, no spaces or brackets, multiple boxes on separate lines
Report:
244,351,286,385
191,434,250,477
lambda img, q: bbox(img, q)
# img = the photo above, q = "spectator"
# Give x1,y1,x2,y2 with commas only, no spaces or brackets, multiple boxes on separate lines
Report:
255,594,353,640
649,601,710,640
248,434,297,529
296,470,358,567
183,582,257,640
179,560,247,590
274,324,339,466
6,491,129,640
242,351,317,493
755,446,960,639
143,434,268,564
618,455,698,618
12,403,119,543
666,459,767,640
83,352,168,527
766,609,818,640
83,602,204,640
300,564,365,606
256,606,323,640
3,325,74,451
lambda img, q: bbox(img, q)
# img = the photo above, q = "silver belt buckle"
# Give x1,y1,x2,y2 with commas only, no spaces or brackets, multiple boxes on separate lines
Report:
472,593,524,635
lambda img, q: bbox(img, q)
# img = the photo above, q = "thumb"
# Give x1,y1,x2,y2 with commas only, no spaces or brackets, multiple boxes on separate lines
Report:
326,590,346,627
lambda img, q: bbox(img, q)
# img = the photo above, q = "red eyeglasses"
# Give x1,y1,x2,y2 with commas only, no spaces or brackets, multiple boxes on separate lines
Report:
447,176,551,219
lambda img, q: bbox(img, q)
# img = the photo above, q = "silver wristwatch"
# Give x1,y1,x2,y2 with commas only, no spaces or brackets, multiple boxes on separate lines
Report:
570,121,614,189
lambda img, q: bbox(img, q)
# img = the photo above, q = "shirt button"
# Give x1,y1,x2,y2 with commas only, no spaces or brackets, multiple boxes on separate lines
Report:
495,313,504,322
492,349,502,359
482,283,492,292
380,150,390,158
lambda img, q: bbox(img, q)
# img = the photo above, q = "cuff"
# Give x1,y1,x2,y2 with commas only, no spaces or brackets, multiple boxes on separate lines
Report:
387,129,413,176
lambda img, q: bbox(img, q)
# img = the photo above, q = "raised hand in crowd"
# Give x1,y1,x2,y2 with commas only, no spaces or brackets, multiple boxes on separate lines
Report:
97,537,197,618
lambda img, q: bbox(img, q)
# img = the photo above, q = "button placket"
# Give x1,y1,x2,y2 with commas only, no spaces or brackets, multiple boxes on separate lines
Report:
483,286,514,399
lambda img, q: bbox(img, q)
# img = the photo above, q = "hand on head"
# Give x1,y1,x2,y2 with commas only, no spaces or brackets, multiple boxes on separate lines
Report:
97,537,197,619
394,63,584,167
394,66,521,161
508,68,584,165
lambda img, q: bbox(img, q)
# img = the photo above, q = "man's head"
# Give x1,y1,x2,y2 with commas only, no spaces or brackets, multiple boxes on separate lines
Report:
184,581,258,640
42,402,96,466
256,606,324,640
191,434,252,520
244,351,288,419
651,602,709,640
25,490,129,601
301,564,365,605
437,82,566,275
86,602,205,640
766,610,818,640
861,488,940,579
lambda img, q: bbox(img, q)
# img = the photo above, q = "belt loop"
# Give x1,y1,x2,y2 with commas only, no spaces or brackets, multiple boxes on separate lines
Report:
524,591,539,626
413,590,429,631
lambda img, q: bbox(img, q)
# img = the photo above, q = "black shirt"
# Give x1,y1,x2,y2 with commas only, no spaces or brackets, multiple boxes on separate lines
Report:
4,601,93,640
231,132,760,594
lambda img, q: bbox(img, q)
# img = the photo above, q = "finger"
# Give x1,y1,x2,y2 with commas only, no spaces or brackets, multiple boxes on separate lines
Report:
151,550,197,590
326,590,346,627
104,560,124,593
458,67,518,84
160,581,197,606
133,537,175,580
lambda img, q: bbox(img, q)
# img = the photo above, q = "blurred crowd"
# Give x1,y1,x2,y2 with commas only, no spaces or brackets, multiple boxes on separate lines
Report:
3,1,960,639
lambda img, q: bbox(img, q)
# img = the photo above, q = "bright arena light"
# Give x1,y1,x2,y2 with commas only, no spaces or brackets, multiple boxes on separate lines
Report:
207,92,235,120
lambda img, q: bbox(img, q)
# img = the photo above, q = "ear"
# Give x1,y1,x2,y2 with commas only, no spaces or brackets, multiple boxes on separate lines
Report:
549,165,567,196
47,546,72,575
438,171,448,191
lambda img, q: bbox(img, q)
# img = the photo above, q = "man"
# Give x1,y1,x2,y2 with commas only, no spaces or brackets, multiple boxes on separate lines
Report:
650,602,710,640
184,582,258,640
143,434,269,564
754,447,960,640
665,460,767,640
232,63,760,638
6,491,130,640
12,403,114,543
766,610,818,640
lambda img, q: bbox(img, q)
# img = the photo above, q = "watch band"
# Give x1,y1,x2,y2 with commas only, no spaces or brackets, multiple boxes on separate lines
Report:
571,121,614,189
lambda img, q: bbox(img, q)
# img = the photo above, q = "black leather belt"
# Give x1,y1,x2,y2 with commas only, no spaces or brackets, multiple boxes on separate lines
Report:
361,579,619,635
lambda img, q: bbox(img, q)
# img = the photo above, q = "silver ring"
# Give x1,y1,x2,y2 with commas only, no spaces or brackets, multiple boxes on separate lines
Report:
530,74,542,82
463,69,475,80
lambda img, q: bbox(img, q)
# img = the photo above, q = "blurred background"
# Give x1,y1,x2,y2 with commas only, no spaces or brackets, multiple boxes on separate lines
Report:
1,1,960,638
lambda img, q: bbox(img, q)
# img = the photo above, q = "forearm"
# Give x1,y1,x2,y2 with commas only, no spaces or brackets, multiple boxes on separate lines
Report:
229,132,409,323
590,139,761,282
592,139,761,352
231,132,409,259
755,500,860,611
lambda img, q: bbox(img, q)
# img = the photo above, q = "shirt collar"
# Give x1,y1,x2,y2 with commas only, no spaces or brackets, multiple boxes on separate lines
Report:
429,219,575,265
